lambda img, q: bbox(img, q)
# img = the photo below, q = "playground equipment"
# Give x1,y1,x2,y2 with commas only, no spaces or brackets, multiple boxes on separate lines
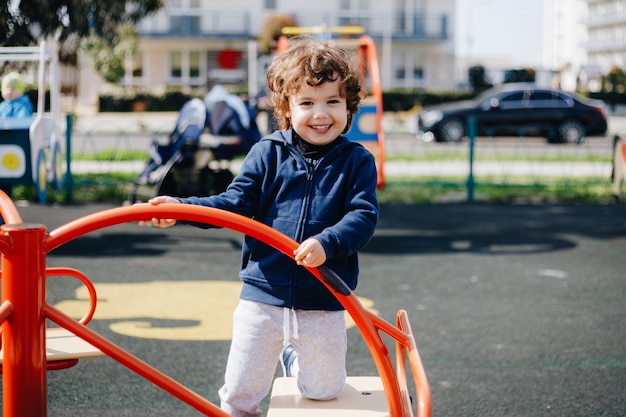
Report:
276,26,386,190
128,85,260,203
0,42,64,203
612,134,626,201
0,193,431,417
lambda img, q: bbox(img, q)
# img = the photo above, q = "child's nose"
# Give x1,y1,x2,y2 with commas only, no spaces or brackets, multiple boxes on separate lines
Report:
312,105,329,117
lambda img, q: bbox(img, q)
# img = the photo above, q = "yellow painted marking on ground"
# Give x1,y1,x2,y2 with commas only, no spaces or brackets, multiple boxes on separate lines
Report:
54,281,377,341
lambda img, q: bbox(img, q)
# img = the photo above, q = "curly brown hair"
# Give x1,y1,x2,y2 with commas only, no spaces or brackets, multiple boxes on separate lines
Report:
265,38,366,133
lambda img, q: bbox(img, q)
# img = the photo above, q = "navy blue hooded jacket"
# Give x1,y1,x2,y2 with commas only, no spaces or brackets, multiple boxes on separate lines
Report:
180,129,379,310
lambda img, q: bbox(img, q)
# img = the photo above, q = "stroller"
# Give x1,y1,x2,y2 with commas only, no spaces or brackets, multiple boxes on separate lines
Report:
129,85,260,203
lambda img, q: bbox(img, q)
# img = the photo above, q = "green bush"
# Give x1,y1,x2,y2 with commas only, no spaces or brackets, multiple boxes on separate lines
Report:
382,89,478,112
94,87,624,114
98,91,196,112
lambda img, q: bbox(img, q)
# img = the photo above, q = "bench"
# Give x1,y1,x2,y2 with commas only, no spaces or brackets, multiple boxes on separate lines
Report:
267,376,388,417
0,328,104,369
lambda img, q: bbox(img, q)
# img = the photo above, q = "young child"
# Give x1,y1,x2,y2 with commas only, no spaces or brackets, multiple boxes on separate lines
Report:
0,72,34,198
143,39,379,417
0,72,34,118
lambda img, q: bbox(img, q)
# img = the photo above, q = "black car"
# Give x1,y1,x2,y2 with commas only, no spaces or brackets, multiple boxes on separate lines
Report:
416,83,608,143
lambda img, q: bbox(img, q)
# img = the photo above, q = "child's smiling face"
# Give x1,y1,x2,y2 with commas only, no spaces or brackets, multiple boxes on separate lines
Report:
287,76,349,146
1,83,20,101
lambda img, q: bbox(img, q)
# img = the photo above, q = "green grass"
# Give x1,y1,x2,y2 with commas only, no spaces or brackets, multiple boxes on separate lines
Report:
11,173,136,204
9,172,621,205
376,177,619,204
71,150,150,161
387,152,611,163
71,149,611,164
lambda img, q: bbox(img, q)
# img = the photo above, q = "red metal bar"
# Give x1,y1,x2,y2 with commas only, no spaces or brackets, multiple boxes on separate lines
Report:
359,34,386,189
0,203,430,416
397,310,432,417
1,223,47,417
0,267,98,325
46,204,409,415
45,267,98,325
46,204,409,414
43,303,230,417
0,191,22,225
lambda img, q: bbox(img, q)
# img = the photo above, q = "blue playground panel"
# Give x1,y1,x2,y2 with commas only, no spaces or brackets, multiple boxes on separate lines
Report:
0,118,35,186
345,103,378,142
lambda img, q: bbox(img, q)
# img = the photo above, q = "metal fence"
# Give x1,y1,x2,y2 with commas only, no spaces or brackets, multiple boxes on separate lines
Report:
65,114,618,202
383,118,616,201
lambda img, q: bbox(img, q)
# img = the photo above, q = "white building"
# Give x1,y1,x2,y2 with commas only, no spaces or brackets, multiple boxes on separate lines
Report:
586,0,626,72
543,0,589,90
75,0,456,106
72,0,626,107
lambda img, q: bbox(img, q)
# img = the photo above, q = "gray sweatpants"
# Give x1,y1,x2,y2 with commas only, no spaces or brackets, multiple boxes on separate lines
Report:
218,299,347,417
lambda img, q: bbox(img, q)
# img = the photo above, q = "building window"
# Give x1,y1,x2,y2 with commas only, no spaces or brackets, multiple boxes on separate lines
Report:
189,51,200,78
393,50,425,88
132,52,143,78
171,0,200,8
169,0,201,35
170,15,201,34
264,0,276,9
170,51,182,78
170,50,205,87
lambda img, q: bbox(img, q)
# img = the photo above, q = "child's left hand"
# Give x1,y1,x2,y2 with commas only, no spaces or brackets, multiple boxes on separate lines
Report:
293,238,326,267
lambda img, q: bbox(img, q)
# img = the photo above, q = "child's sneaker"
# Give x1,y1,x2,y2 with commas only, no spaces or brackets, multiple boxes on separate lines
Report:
280,344,298,377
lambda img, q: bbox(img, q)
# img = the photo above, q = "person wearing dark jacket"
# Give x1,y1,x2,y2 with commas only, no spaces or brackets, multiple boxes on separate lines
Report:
142,39,379,417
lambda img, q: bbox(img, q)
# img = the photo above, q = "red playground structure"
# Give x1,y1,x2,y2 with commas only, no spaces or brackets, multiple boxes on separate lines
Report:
0,192,431,416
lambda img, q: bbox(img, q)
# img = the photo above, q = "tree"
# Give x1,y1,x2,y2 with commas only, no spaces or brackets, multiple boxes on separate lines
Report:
1,1,162,77
503,68,535,83
257,14,298,55
82,24,138,84
468,65,492,91
606,66,625,93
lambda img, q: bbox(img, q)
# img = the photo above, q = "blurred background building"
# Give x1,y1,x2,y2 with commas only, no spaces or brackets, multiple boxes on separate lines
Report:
71,0,626,106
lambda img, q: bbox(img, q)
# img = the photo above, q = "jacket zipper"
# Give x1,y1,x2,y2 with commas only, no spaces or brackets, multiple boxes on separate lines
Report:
290,155,317,308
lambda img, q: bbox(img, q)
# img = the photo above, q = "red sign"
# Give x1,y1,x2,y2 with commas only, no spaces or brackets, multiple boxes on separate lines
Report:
217,49,241,69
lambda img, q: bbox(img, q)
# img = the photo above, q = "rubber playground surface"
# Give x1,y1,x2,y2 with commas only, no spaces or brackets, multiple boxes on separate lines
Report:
1,201,625,416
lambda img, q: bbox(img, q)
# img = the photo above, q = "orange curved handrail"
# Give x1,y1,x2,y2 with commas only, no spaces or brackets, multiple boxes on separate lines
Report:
1,202,430,416
0,191,22,226
46,204,428,416
0,267,97,326
46,267,97,325
397,310,432,417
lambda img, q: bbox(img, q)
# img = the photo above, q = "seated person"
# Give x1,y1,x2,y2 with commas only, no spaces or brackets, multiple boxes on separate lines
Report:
0,72,34,118
0,72,34,199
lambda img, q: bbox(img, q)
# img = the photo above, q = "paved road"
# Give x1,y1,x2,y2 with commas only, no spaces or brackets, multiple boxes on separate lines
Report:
1,201,624,416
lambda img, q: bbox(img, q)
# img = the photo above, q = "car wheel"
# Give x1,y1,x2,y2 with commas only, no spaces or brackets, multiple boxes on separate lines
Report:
438,118,465,142
557,119,585,144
